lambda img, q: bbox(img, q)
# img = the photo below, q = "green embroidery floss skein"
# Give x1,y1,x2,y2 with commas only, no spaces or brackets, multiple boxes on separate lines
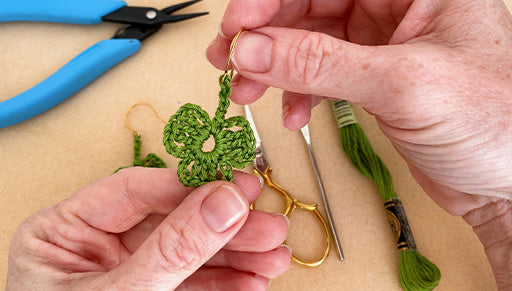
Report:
331,100,441,291
163,73,256,187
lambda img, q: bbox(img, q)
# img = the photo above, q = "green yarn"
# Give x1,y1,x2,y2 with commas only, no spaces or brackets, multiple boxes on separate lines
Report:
339,122,396,201
116,133,167,172
400,250,441,291
163,74,256,187
332,100,440,291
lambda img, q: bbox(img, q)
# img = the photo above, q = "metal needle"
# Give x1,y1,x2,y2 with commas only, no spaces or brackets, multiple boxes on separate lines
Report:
300,124,344,261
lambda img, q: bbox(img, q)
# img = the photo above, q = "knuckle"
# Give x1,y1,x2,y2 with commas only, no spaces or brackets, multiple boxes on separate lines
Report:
287,32,338,89
155,219,207,272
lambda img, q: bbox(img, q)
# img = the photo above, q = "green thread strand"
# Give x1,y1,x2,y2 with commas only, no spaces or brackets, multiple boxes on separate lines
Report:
163,74,256,187
334,101,440,291
116,134,167,172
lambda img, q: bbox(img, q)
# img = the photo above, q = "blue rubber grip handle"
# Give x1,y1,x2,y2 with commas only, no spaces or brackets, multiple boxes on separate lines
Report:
0,0,126,24
0,39,141,128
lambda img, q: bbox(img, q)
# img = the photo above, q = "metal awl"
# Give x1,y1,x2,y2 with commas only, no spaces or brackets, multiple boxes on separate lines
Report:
300,124,344,261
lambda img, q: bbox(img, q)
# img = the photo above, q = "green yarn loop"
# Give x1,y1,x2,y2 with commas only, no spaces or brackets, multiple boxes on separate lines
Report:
334,101,440,291
163,74,256,187
400,250,441,291
116,134,167,172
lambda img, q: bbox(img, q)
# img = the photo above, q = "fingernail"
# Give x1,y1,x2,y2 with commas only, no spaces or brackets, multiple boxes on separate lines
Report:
202,185,247,232
281,244,292,254
282,103,290,125
273,213,290,227
230,73,241,86
258,175,264,189
205,38,216,56
232,32,273,73
218,21,227,39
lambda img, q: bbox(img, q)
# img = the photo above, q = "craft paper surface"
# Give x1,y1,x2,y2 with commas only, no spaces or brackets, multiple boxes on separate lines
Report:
2,0,508,290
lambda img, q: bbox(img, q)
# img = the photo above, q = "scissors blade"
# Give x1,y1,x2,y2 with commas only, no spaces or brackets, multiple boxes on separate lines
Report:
244,105,268,173
243,105,261,145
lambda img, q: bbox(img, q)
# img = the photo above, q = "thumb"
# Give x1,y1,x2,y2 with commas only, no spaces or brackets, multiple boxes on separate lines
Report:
231,27,413,109
109,182,249,290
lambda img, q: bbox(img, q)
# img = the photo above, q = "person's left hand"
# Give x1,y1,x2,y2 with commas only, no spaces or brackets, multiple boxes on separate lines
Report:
6,167,290,290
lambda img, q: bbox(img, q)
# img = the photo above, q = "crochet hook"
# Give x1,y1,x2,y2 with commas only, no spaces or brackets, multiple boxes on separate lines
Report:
300,124,344,261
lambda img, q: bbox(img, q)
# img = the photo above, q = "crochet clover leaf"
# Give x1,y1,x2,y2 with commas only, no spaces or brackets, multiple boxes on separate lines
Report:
163,74,256,187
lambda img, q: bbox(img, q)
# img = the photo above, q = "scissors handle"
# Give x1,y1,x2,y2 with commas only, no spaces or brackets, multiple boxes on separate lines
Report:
252,167,330,267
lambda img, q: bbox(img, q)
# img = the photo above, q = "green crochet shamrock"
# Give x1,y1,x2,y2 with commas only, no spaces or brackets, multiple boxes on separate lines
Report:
163,74,256,187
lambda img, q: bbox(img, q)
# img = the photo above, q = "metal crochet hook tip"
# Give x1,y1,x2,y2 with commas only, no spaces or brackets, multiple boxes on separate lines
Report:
300,124,344,261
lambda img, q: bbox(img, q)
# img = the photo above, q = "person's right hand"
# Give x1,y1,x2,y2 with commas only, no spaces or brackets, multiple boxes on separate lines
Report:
206,1,512,288
206,0,512,215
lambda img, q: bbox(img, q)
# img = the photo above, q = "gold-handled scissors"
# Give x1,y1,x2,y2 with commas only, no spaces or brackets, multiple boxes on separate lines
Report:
244,105,330,267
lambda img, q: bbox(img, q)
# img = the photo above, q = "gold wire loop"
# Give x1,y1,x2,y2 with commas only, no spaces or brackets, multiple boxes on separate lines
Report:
124,102,166,135
252,167,330,267
223,28,245,80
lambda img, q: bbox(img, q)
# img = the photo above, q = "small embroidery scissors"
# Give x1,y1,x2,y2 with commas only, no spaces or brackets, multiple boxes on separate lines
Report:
0,0,207,128
244,104,330,267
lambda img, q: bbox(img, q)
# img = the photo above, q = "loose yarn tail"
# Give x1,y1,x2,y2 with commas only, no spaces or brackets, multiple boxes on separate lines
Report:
334,101,440,291
116,134,167,172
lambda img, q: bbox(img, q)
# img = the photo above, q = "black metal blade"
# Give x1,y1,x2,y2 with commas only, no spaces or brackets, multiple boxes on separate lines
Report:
103,6,207,26
161,0,203,14
111,24,161,41
160,12,209,23
103,1,208,41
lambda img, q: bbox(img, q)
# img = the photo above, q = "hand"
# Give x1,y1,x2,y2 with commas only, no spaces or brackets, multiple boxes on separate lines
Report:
206,1,512,288
6,168,290,290
206,0,512,214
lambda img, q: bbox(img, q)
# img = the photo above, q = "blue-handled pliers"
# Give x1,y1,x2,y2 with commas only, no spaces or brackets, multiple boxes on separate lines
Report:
0,0,207,128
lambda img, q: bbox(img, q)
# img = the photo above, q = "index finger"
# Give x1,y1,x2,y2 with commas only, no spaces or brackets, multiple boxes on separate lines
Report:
59,168,261,233
219,0,351,38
